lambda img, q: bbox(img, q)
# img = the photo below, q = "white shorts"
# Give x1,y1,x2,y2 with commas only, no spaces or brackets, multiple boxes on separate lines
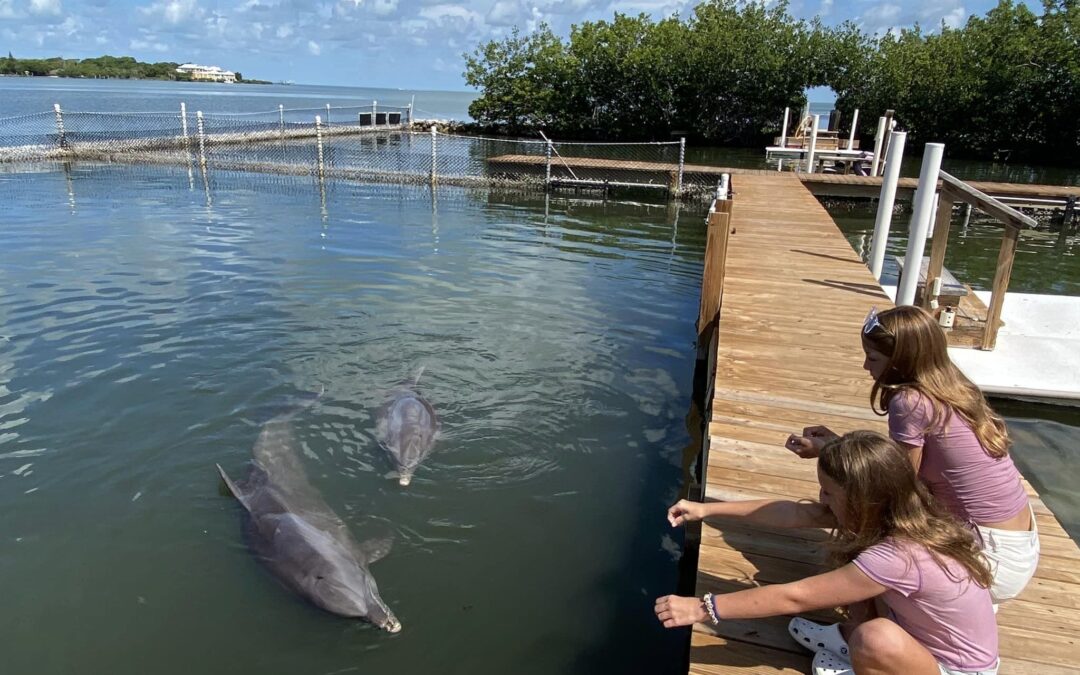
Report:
976,506,1040,603
939,659,999,675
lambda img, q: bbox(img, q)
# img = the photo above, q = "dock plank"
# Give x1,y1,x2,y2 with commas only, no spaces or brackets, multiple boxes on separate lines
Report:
689,172,1080,673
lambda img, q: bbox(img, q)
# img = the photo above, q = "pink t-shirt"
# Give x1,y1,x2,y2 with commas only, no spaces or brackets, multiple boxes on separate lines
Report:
888,390,1028,525
854,538,998,671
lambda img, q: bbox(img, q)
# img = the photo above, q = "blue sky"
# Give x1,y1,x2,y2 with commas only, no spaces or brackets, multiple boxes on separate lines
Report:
1,0,1020,90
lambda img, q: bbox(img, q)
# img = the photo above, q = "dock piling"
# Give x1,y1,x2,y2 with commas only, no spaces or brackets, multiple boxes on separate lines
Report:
780,107,789,148
315,115,325,178
869,116,887,177
897,142,945,306
869,130,907,280
805,114,820,173
847,108,859,150
53,103,67,149
180,102,189,144
677,137,686,196
196,110,207,168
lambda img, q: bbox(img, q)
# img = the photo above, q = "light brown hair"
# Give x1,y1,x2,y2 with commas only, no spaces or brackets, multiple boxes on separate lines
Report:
863,305,1010,458
819,431,992,587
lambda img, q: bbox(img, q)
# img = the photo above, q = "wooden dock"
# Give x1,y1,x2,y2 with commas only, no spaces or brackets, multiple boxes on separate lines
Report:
688,172,1080,674
485,155,1080,206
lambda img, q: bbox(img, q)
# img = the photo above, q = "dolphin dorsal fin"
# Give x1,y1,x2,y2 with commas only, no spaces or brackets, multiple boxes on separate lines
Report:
411,366,426,387
358,537,393,564
217,464,252,511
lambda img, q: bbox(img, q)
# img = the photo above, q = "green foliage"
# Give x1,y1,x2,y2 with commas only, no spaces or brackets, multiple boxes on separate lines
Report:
0,54,183,81
463,0,1080,161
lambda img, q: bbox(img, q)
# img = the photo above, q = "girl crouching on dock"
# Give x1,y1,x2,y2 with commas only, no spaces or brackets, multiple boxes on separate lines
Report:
656,431,998,675
787,305,1038,604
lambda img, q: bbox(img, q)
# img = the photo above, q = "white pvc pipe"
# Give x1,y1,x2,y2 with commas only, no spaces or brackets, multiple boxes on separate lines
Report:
869,116,887,177
780,107,790,147
847,108,859,150
868,131,907,280
897,143,945,306
805,114,820,173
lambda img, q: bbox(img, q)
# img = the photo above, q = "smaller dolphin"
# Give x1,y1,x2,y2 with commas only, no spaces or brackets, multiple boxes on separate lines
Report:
375,367,439,486
218,416,400,632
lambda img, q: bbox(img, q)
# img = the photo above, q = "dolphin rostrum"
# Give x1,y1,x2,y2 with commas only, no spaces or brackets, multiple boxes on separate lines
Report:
375,367,439,487
217,417,401,632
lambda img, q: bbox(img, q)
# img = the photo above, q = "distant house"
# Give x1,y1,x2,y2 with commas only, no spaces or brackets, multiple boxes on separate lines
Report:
175,63,237,83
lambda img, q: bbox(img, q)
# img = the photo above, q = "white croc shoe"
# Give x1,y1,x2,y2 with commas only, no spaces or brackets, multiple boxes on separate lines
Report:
813,649,854,675
788,618,850,659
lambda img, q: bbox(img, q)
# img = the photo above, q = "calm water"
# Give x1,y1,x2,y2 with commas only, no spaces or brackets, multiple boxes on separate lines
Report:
0,164,704,675
0,78,477,121
831,204,1080,539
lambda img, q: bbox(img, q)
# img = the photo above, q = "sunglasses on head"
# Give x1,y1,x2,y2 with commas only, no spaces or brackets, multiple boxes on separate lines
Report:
863,307,892,336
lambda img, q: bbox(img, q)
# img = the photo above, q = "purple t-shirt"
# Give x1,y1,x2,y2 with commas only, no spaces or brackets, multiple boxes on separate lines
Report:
854,538,998,671
888,390,1028,525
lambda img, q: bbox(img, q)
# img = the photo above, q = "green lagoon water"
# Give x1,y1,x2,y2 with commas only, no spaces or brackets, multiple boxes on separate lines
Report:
0,165,704,675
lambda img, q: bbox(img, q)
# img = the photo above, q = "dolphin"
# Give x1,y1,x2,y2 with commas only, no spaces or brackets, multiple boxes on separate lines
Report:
375,367,439,487
217,417,401,632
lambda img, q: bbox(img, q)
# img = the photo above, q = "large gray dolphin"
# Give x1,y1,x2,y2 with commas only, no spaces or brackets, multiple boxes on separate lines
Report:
217,417,401,632
375,367,439,487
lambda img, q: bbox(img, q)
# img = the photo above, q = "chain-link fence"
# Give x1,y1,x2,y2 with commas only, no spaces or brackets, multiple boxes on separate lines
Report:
0,105,722,199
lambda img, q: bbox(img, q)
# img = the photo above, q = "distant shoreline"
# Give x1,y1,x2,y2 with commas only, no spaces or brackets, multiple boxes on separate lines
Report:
0,73,273,85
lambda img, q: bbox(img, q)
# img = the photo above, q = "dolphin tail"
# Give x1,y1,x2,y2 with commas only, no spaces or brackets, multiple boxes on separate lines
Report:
216,464,251,510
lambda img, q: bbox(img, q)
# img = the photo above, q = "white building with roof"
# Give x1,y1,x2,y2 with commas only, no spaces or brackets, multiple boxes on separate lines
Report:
176,63,237,83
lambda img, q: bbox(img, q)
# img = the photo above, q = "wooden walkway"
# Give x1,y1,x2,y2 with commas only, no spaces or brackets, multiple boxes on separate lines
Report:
689,173,1080,674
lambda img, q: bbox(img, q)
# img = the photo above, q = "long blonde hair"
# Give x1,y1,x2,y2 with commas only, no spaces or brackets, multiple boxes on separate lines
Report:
819,431,992,587
863,305,1010,458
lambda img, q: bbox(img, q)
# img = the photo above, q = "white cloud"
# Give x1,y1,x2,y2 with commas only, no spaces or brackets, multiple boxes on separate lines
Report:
941,6,966,28
370,0,396,16
276,23,294,38
819,0,833,17
0,0,19,18
130,37,170,52
139,0,204,25
418,3,482,24
28,0,61,16
487,0,525,26
307,39,321,55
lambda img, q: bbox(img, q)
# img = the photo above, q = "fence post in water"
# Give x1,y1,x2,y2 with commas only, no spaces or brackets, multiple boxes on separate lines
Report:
868,131,907,280
325,104,331,128
373,100,378,126
677,137,686,196
805,114,820,173
780,107,790,147
847,108,859,150
53,103,68,149
869,116,887,177
180,102,189,144
278,104,285,137
544,139,552,188
196,110,207,168
897,142,945,306
315,115,326,179
430,126,438,187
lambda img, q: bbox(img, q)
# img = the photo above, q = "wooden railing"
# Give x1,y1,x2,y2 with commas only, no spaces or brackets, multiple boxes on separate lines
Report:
922,172,1037,350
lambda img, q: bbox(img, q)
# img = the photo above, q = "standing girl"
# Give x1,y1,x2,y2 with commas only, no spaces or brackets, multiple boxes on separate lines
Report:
787,305,1039,603
657,431,999,675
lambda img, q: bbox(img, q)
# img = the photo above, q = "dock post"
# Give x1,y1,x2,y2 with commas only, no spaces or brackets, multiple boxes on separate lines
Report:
869,116,887,177
677,137,686,196
53,103,68,149
373,100,378,126
196,110,207,168
897,142,945,306
315,115,325,179
780,107,790,147
545,139,552,189
805,114,820,173
869,131,907,280
847,108,859,150
325,104,331,128
180,102,189,144
430,126,437,188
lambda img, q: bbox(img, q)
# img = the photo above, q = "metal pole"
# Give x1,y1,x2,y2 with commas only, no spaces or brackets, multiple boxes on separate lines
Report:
545,139,552,188
180,102,189,143
847,108,859,150
53,103,67,149
325,104,331,128
315,115,325,178
196,110,207,168
780,107,790,147
373,100,378,126
805,114,820,173
677,137,686,196
897,143,945,306
869,116,887,177
430,125,437,187
868,131,907,280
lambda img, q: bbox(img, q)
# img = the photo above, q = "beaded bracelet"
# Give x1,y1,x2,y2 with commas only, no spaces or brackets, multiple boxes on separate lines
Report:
702,592,721,625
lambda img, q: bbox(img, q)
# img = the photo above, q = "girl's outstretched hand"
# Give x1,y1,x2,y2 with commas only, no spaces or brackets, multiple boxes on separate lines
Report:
785,425,839,458
655,594,708,628
668,499,705,527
